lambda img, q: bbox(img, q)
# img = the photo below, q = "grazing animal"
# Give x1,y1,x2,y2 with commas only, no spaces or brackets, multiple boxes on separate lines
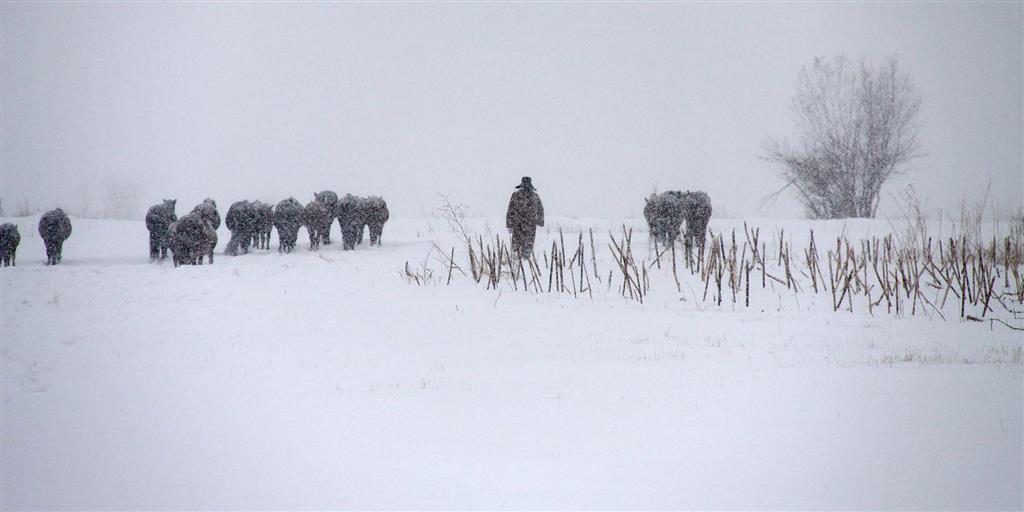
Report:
273,198,303,253
643,191,686,246
505,177,545,258
167,213,209,266
251,200,274,250
314,191,339,245
191,198,221,229
145,199,178,261
680,191,712,256
38,208,72,265
303,200,331,250
336,194,365,250
360,196,390,246
0,223,20,267
225,200,258,256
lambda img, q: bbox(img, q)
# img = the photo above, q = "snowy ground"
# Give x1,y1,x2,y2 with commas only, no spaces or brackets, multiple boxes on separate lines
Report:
1,214,1021,509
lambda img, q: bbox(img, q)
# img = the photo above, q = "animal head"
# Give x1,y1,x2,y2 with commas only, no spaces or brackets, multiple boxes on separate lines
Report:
203,198,217,208
681,190,710,204
315,191,337,203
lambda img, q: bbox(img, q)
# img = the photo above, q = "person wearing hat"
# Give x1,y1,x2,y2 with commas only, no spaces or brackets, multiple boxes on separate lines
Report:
505,176,545,258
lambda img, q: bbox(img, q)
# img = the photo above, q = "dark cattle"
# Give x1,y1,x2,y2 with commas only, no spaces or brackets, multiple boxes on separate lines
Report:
314,191,339,245
199,218,218,264
505,177,544,258
0,223,20,267
355,197,368,246
643,191,685,246
166,220,180,264
273,198,303,253
191,199,220,263
336,194,365,250
361,196,390,246
643,195,658,240
38,208,72,265
191,198,221,230
225,200,258,256
303,200,331,250
251,200,274,250
680,191,712,257
167,213,209,266
145,199,177,261
353,201,367,246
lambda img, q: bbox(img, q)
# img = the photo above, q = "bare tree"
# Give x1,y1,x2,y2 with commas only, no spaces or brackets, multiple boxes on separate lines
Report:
763,55,921,219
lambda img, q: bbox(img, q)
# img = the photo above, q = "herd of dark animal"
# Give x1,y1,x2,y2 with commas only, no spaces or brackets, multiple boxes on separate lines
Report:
144,191,391,266
0,182,712,267
0,208,72,267
0,191,390,268
643,190,713,255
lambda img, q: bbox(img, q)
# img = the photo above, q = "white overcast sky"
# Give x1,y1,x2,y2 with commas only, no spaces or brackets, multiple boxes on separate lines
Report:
2,1,1021,219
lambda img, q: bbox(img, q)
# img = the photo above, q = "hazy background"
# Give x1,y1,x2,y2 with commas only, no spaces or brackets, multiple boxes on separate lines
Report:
2,2,1021,219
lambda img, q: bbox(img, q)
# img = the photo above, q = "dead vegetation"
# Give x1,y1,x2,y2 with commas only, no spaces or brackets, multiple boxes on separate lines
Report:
405,194,1023,327
408,227,1022,328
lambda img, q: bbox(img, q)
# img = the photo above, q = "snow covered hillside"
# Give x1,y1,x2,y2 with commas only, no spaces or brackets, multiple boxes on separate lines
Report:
1,214,1021,509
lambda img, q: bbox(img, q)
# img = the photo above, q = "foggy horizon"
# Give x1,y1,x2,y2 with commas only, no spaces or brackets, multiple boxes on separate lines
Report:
3,3,1024,509
2,2,1021,220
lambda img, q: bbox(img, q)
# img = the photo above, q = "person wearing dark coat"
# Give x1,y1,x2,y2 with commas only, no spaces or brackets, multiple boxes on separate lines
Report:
38,208,72,265
145,199,177,261
0,223,20,266
505,177,545,258
273,197,303,253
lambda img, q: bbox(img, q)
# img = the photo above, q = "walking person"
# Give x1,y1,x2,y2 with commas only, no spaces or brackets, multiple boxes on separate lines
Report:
505,176,545,258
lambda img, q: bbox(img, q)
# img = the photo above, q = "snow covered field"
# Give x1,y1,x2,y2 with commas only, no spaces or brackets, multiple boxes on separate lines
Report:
1,214,1021,509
